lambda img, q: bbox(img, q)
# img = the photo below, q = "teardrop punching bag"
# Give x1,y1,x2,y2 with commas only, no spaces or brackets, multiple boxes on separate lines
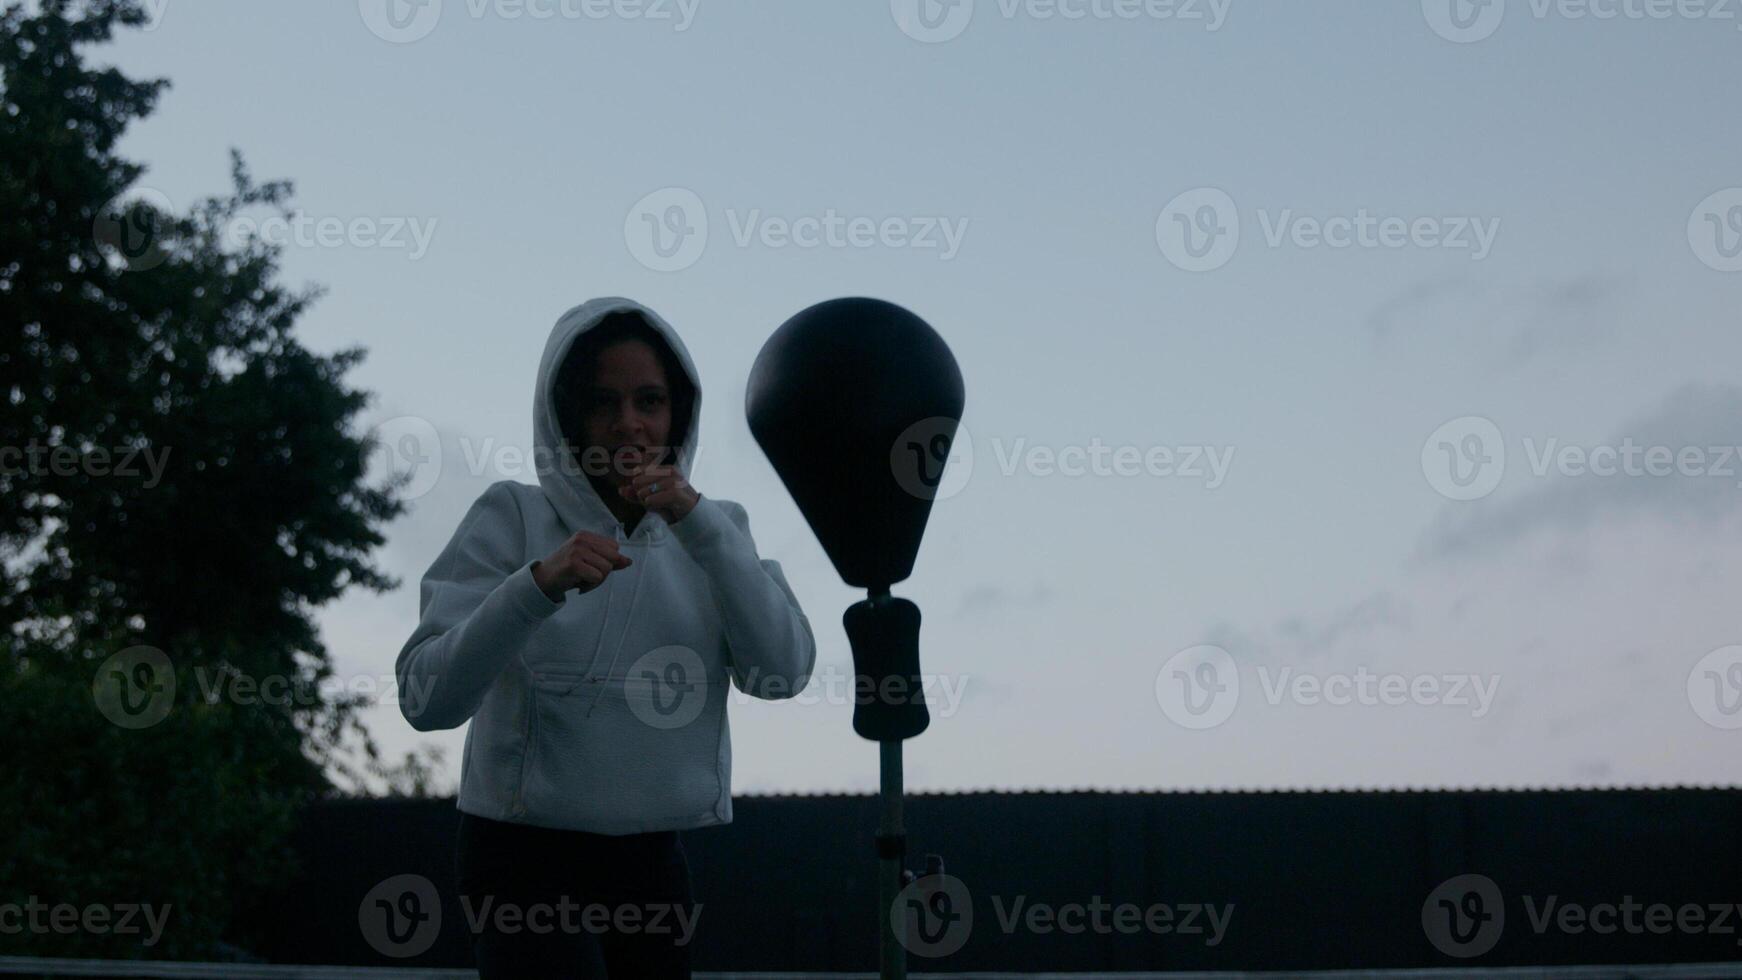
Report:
746,297,965,979
745,297,964,740
745,298,963,589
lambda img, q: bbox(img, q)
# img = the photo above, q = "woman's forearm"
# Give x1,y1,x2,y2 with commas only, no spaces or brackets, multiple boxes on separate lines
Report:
669,496,817,699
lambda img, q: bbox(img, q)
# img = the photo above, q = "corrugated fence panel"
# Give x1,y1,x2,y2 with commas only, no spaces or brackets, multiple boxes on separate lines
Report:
235,789,1742,973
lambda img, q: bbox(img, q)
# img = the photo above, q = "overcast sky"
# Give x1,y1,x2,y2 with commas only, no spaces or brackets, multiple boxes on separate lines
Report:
99,0,1742,794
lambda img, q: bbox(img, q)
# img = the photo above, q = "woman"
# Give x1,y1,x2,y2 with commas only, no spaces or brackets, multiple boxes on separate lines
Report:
395,297,817,978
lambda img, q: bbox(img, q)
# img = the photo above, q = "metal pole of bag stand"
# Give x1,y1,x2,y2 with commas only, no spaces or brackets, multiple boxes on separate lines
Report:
849,588,928,980
879,738,906,980
743,297,962,980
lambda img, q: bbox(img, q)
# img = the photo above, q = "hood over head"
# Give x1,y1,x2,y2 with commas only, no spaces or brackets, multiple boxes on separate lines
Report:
533,297,702,539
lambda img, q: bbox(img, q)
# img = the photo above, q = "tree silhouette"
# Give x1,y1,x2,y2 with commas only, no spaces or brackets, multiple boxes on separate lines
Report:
1,0,413,959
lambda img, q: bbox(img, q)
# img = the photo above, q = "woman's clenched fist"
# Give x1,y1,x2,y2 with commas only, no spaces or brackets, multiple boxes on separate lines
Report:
531,530,632,601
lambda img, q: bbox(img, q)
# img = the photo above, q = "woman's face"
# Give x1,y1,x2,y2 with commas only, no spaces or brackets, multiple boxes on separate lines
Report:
576,338,674,488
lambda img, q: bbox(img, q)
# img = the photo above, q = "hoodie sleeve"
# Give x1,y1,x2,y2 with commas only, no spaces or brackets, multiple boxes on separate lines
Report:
668,496,817,700
396,481,565,731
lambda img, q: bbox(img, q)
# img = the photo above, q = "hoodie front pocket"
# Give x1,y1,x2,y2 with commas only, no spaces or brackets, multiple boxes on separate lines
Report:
525,673,724,826
518,580,612,682
530,666,590,697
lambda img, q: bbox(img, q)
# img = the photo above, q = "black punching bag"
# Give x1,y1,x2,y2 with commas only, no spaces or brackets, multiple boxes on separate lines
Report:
746,298,965,742
745,297,964,591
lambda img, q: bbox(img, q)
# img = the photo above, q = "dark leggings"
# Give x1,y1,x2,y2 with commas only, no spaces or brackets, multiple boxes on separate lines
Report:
455,812,696,979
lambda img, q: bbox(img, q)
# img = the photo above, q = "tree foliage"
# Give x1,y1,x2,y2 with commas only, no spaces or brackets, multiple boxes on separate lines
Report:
0,0,412,959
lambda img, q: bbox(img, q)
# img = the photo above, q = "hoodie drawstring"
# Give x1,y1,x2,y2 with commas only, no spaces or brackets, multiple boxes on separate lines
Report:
586,537,649,718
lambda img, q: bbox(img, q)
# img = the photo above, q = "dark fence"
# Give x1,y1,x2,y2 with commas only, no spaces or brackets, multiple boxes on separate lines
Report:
240,789,1742,973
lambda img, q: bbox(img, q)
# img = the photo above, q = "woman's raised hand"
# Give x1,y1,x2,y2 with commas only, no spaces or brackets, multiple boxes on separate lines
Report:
531,531,632,601
618,461,700,525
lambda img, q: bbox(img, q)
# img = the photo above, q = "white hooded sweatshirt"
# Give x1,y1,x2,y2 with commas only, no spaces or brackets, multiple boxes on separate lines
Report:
396,297,817,834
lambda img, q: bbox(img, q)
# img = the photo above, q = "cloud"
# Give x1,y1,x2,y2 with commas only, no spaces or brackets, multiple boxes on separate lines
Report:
1422,383,1742,560
1368,273,1621,365
955,581,1052,619
1204,590,1412,666
1178,513,1742,788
